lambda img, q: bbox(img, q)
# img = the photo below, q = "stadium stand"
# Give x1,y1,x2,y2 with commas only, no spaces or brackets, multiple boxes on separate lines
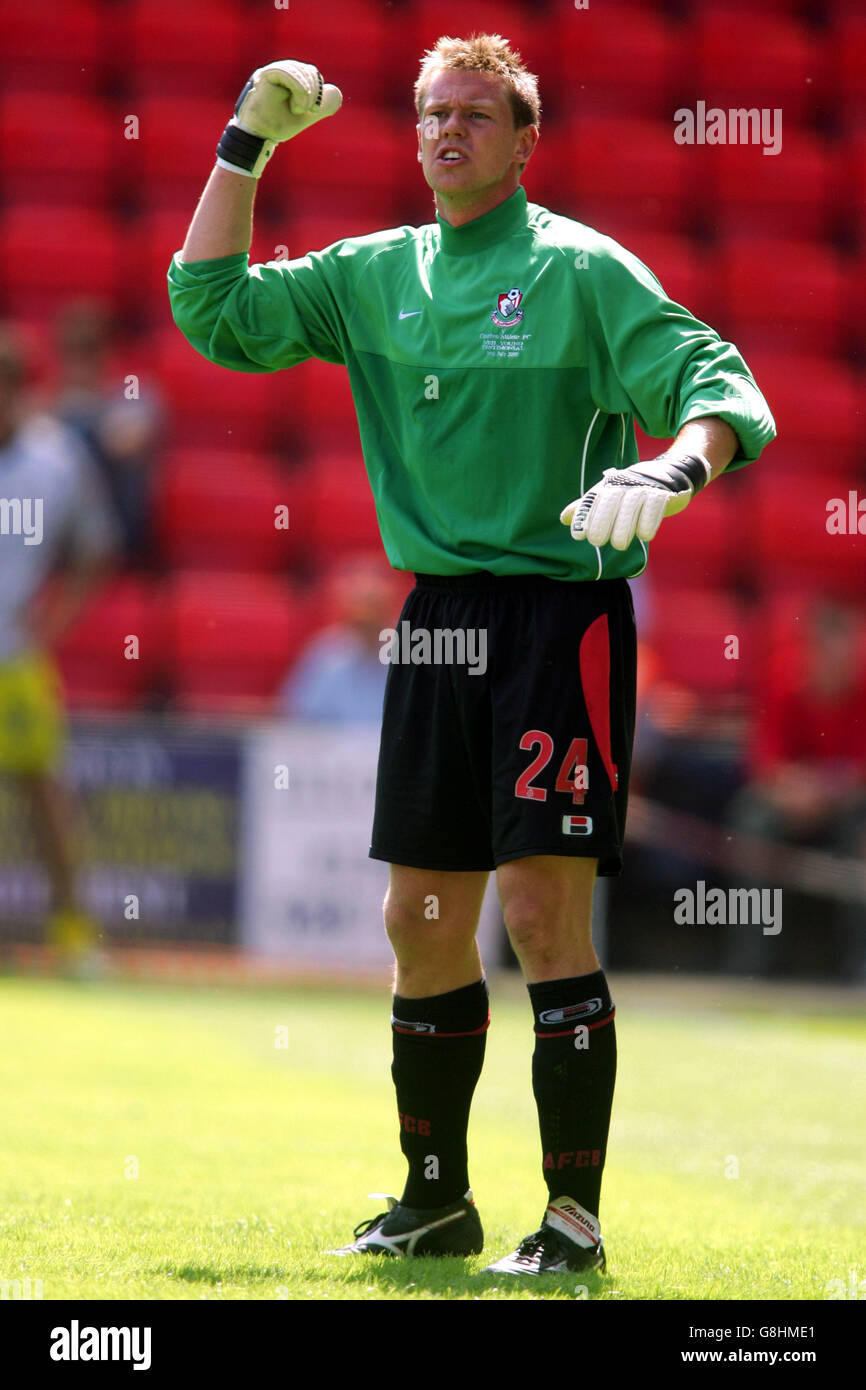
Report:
54,575,165,711
0,208,125,324
0,0,106,96
650,589,756,698
120,97,235,213
713,236,849,358
111,0,249,101
0,94,115,208
532,116,698,235
746,353,861,476
548,5,678,120
830,8,866,130
148,325,294,454
163,571,313,714
706,127,840,240
643,476,737,591
152,448,301,572
306,453,385,557
687,11,823,126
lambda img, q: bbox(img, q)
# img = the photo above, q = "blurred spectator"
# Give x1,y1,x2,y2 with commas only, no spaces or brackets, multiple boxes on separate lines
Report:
626,572,667,784
628,573,744,887
0,324,120,964
280,556,407,723
723,596,866,980
50,299,163,563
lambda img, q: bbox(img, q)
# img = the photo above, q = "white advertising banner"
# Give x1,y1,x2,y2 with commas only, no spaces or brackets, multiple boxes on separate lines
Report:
239,722,504,969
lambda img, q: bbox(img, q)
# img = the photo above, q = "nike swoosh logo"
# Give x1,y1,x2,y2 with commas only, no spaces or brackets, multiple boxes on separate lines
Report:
398,308,422,319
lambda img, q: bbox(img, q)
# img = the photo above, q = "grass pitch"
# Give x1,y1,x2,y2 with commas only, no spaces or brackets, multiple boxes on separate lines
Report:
0,972,863,1301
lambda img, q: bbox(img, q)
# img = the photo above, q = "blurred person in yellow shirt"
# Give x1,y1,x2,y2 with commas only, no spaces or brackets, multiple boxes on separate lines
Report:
0,325,119,967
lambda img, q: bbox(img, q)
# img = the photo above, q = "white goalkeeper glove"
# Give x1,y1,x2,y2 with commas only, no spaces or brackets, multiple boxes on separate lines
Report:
560,452,713,551
216,60,343,178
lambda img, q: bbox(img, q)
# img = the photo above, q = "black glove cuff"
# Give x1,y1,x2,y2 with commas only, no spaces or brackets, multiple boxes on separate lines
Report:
216,121,267,174
667,453,712,494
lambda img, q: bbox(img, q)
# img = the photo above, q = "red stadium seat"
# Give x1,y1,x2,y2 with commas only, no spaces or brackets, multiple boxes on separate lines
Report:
687,12,824,126
149,326,301,453
758,586,824,688
110,0,247,101
749,470,866,590
277,109,417,223
705,128,839,240
121,97,230,212
307,453,383,557
290,359,361,453
153,448,305,571
846,131,866,257
548,5,678,119
646,478,737,589
687,0,809,13
0,208,125,321
54,576,165,711
132,211,195,325
759,583,866,693
531,118,698,235
612,231,715,325
0,0,105,95
652,589,755,696
0,94,114,208
713,236,848,357
745,353,862,475
164,571,310,713
829,11,866,129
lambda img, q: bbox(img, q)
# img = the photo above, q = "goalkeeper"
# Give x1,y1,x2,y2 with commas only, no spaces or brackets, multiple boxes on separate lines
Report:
168,37,775,1276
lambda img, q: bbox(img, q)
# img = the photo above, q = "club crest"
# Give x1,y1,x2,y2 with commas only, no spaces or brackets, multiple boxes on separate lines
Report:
491,287,524,326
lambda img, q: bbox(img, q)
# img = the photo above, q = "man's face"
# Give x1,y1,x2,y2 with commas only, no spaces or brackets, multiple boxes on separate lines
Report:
416,68,536,206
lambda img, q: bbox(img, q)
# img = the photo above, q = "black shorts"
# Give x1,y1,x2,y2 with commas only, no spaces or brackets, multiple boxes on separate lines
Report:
370,572,637,875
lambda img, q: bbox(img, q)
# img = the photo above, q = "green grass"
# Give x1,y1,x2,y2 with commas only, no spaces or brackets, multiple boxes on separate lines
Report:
0,974,863,1301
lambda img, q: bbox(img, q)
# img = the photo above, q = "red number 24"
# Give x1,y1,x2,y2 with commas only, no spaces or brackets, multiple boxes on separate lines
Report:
515,732,588,806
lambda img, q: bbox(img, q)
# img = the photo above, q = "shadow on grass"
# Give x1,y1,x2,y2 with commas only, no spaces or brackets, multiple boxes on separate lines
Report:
150,1256,610,1299
330,1256,608,1300
156,1263,290,1285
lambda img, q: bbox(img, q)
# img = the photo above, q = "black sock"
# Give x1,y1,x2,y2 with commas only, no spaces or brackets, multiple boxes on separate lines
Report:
527,970,617,1219
391,978,489,1209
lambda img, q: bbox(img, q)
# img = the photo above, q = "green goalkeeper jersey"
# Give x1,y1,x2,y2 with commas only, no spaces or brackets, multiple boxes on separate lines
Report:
167,185,776,580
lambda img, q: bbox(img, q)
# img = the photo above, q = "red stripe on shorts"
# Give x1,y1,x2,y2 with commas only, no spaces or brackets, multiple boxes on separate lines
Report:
579,613,617,795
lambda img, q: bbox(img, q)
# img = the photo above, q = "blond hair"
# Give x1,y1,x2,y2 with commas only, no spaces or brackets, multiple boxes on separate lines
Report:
414,33,541,130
